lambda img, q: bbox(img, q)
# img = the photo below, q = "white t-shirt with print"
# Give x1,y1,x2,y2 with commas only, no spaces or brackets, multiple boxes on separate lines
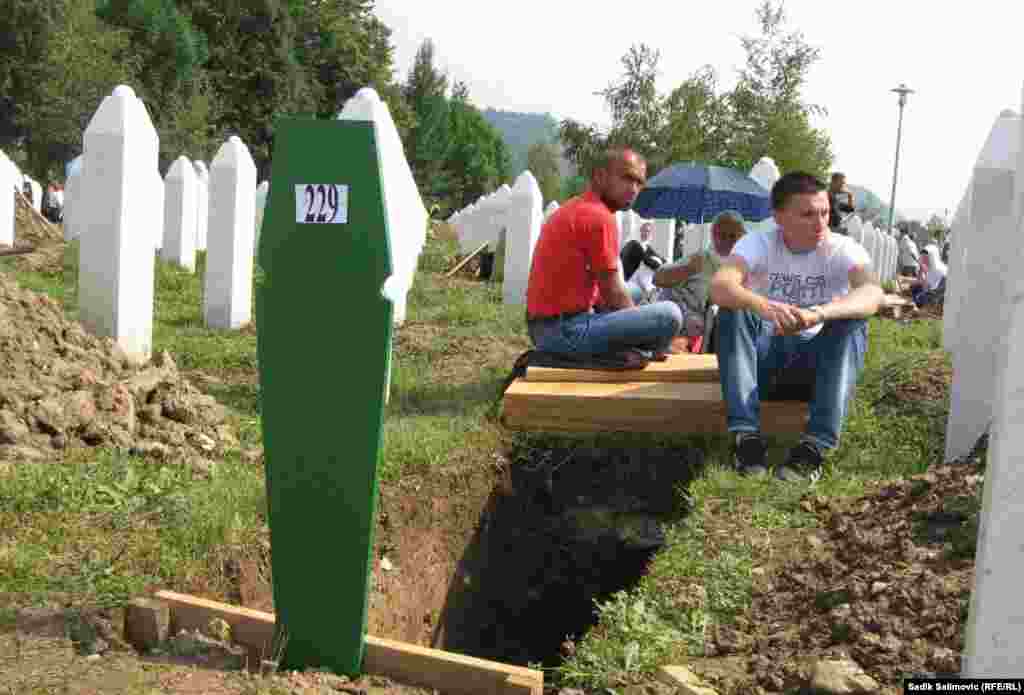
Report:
732,227,872,338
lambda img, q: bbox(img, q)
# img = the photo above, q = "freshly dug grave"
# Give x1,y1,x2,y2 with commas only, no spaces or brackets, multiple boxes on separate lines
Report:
0,272,257,469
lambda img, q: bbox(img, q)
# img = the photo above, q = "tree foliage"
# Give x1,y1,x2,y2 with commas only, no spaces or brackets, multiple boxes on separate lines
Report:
560,0,833,182
527,141,561,204
0,3,514,213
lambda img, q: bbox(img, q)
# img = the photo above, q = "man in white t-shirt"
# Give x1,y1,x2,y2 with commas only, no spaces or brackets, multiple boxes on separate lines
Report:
709,172,883,482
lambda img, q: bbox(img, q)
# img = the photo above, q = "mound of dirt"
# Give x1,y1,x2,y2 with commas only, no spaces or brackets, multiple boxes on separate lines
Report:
0,273,255,469
699,459,982,693
13,191,62,247
8,191,65,274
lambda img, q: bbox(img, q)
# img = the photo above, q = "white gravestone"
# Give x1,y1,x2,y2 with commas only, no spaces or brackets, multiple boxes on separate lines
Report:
945,110,1020,462
846,216,863,246
962,90,1024,677
861,223,876,275
151,170,165,252
338,87,428,327
652,218,674,262
162,156,198,272
194,160,210,252
27,178,42,214
204,136,257,330
0,151,15,246
943,183,973,353
749,156,781,193
503,170,543,305
63,169,81,242
77,85,158,363
254,180,269,256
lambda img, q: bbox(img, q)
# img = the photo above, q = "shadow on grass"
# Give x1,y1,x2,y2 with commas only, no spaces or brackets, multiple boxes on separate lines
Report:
387,375,507,418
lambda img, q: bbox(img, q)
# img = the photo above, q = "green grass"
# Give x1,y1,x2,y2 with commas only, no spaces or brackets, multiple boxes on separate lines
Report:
0,232,954,692
0,231,526,610
555,316,952,690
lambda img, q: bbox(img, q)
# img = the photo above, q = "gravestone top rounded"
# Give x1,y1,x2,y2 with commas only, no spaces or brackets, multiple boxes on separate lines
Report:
353,87,381,102
112,85,136,98
229,135,242,144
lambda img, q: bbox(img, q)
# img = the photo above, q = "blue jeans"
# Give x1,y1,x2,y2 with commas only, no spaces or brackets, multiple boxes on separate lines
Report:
528,301,682,355
716,309,867,450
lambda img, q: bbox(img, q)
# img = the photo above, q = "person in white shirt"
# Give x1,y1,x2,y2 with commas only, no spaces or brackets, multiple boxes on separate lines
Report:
908,244,947,308
709,172,883,482
898,230,921,277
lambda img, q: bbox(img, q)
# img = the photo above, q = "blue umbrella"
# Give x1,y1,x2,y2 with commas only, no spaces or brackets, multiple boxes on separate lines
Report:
631,162,772,223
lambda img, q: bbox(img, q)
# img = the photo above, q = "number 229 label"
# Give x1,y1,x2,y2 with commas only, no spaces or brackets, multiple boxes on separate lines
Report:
295,184,348,224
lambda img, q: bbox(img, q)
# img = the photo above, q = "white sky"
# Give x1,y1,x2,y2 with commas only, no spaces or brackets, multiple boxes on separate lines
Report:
374,0,1023,223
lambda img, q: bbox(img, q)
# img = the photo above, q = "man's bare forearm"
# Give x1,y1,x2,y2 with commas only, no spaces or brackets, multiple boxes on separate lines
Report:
599,274,635,310
819,283,883,321
653,262,692,288
710,275,765,313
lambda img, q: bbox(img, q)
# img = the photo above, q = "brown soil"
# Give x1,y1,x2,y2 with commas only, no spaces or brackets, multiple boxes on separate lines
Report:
0,206,979,694
687,354,978,695
8,191,65,274
0,270,259,470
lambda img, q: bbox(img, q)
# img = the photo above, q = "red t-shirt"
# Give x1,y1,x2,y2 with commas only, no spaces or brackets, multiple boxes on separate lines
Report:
526,190,620,316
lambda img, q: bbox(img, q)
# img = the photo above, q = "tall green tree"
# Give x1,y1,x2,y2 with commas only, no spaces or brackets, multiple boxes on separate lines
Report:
181,0,318,176
16,0,138,179
402,39,450,195
724,0,833,176
560,1,832,181
95,0,215,170
444,92,509,212
0,1,61,158
526,141,561,204
291,0,409,130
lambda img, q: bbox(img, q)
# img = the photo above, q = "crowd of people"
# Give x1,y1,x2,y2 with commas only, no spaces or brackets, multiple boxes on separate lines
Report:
524,147,885,482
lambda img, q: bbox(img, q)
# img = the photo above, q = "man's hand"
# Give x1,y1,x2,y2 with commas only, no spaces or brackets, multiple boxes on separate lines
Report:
754,300,824,335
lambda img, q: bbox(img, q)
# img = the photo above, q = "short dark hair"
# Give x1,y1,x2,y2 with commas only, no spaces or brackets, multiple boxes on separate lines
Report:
771,172,827,210
831,172,845,182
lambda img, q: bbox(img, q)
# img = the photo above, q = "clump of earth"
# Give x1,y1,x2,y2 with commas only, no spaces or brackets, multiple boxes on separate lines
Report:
696,455,982,694
0,271,256,471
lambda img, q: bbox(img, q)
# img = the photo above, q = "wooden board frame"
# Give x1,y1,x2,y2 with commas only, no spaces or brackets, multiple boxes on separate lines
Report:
524,353,719,384
502,380,808,434
153,591,543,695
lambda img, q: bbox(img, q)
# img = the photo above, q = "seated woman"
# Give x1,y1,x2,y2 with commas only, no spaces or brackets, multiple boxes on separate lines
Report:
908,244,947,308
652,211,746,351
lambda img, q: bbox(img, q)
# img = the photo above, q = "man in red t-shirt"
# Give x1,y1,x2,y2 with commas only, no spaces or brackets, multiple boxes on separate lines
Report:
525,147,682,356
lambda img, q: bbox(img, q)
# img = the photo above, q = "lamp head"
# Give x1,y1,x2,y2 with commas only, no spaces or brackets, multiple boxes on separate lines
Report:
892,83,914,106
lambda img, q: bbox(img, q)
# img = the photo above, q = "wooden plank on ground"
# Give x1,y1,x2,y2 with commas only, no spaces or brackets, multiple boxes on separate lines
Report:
363,635,543,695
502,380,808,434
525,352,719,383
153,591,543,695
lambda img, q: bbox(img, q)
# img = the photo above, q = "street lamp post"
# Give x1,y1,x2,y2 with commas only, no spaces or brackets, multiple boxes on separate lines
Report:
887,83,914,235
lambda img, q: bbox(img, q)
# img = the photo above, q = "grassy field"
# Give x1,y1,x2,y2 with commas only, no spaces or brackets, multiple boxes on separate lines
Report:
0,233,952,692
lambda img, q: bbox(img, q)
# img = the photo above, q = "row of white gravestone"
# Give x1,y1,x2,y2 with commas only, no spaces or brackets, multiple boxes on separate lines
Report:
940,87,1024,677
446,171,544,305
0,151,46,247
72,85,262,364
843,216,898,284
72,84,425,364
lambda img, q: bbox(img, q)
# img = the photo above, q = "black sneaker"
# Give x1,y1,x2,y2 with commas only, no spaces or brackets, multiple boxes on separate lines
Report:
775,440,824,483
733,433,768,476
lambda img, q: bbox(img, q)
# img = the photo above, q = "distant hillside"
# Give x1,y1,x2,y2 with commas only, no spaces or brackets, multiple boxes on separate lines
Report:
480,108,574,179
